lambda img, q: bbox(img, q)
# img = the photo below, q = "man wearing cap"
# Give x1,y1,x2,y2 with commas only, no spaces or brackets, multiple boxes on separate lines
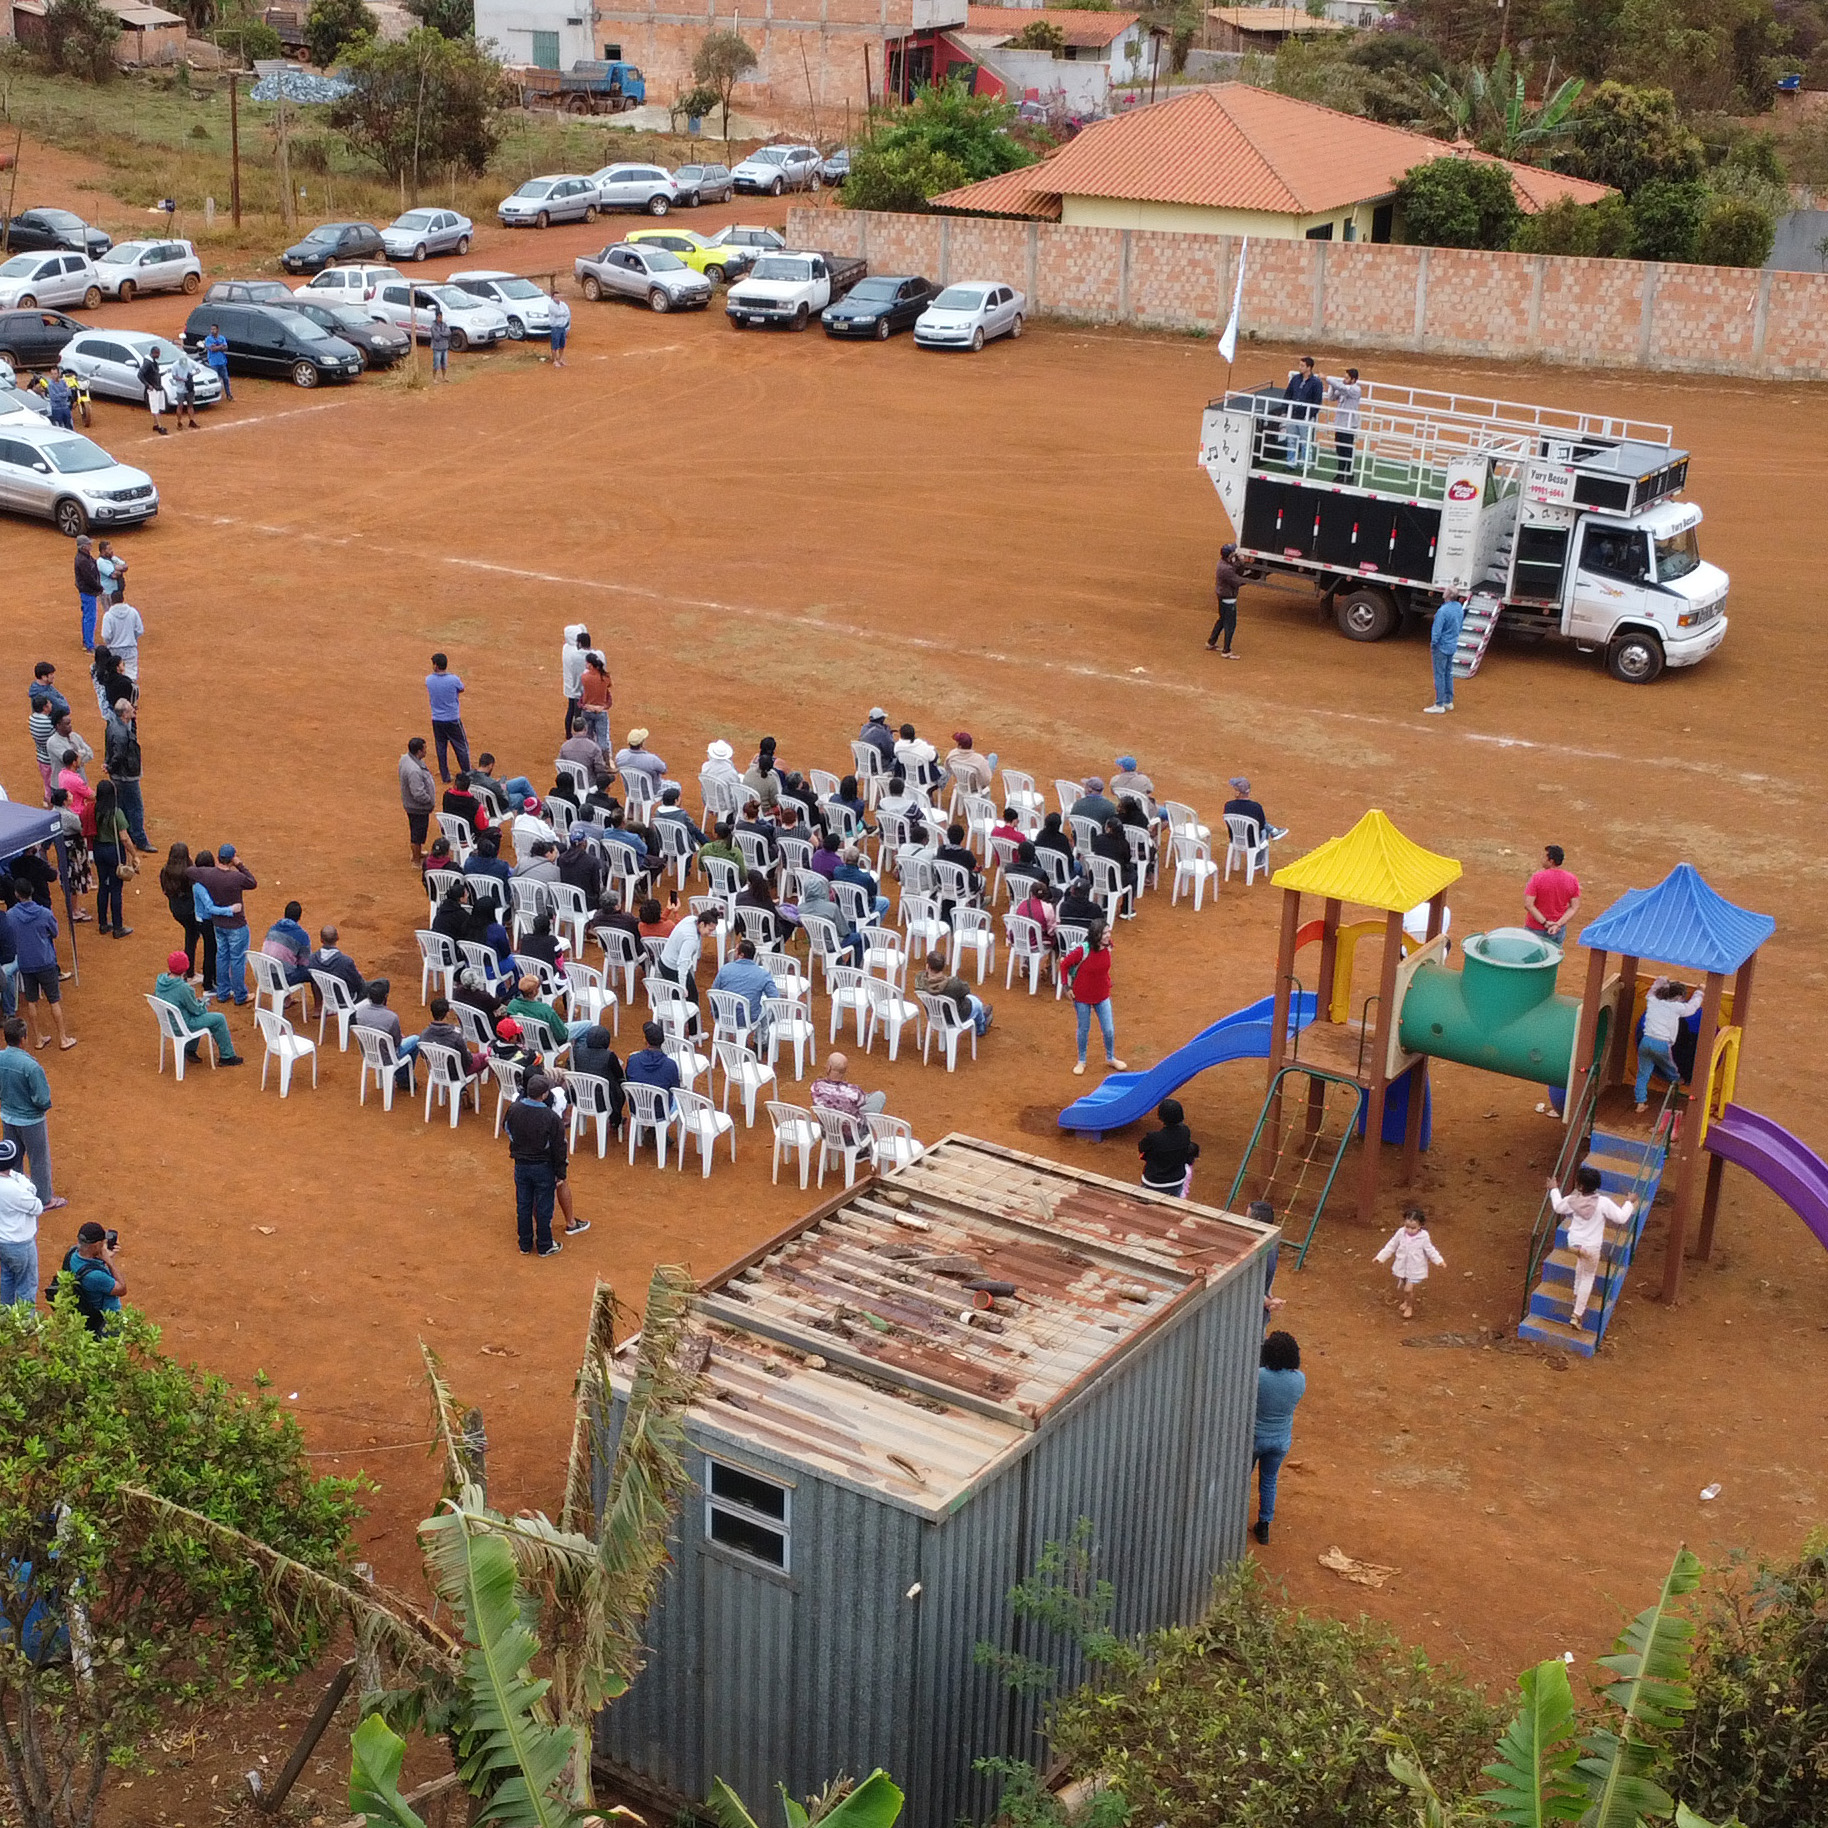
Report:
188,844,256,1006
1070,777,1119,829
944,733,994,796
503,1073,571,1256
56,1222,124,1335
615,729,666,786
0,1136,42,1306
1209,543,1258,657
510,799,559,866
1223,778,1289,845
1110,756,1157,819
858,708,896,766
155,950,244,1066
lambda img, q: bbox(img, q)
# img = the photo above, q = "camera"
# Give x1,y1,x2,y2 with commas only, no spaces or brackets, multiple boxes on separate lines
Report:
105,1230,119,1250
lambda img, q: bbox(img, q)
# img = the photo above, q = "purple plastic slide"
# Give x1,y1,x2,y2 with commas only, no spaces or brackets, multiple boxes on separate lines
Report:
1703,1103,1828,1252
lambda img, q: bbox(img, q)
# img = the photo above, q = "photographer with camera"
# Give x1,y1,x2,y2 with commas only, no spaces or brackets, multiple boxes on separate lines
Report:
54,1221,125,1336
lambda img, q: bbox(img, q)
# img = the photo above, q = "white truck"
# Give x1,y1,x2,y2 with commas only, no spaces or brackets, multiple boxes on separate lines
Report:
725,250,866,331
1198,380,1729,683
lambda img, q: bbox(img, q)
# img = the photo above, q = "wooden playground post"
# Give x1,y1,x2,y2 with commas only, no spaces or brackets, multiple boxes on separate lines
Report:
1659,968,1724,1303
1605,954,1639,1089
1572,944,1608,1089
1697,950,1757,1260
1355,908,1404,1224
1314,896,1342,1023
1266,887,1301,1161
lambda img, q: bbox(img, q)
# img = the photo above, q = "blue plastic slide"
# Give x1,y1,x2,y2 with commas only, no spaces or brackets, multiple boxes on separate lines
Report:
1058,992,1318,1138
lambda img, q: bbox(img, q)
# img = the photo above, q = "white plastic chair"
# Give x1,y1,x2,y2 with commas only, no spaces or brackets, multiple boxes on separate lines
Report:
688,896,730,968
827,965,871,1044
714,1037,776,1126
546,798,575,841
512,953,567,1010
594,925,643,1002
832,879,875,931
565,1070,622,1158
900,893,949,961
419,1039,476,1126
1069,814,1103,859
508,879,550,946
808,768,841,800
416,930,458,1005
489,1054,526,1136
1163,800,1211,845
674,1086,736,1176
849,740,885,805
1125,822,1160,894
435,812,474,864
250,951,311,1023
950,906,996,983
962,792,996,857
625,1081,681,1168
548,882,589,955
309,969,359,1050
355,1024,411,1110
146,994,217,1080
253,1009,317,1098
1085,854,1129,927
661,1030,710,1092
1171,834,1222,910
452,1000,496,1053
702,855,743,905
734,830,775,881
863,976,921,1061
1224,814,1270,885
709,987,756,1049
1054,924,1090,1000
803,913,845,988
457,940,500,990
655,817,697,890
554,757,591,799
734,905,779,951
867,1111,925,1172
1000,767,1044,819
425,867,464,906
814,1103,875,1188
859,925,905,988
1005,915,1048,995
766,1100,822,1188
917,991,976,1072
762,994,814,1080
565,959,618,1034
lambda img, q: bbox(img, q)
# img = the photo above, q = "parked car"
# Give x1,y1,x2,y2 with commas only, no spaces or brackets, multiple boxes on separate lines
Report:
180,302,365,388
0,365,50,416
61,329,225,410
731,144,822,196
206,278,295,304
283,295,412,367
705,224,787,260
0,208,111,258
280,221,388,275
819,147,853,186
93,238,203,302
295,264,401,304
498,175,599,228
380,207,474,262
588,163,676,215
0,253,101,312
621,227,755,284
670,162,733,207
914,279,1026,352
725,250,865,330
0,308,84,369
823,273,933,340
367,280,510,348
574,243,713,312
0,418,156,536
447,270,554,339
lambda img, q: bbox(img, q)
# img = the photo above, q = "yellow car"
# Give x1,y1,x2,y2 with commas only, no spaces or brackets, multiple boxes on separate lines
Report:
621,227,755,285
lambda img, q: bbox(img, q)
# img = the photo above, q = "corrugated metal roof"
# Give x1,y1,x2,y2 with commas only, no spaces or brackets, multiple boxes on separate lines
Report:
1208,6,1346,31
612,1135,1271,1515
1272,808,1461,912
1578,863,1774,976
933,84,1613,218
966,4,1142,46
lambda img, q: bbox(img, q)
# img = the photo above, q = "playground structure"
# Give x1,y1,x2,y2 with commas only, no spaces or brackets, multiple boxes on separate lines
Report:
1060,818,1828,1352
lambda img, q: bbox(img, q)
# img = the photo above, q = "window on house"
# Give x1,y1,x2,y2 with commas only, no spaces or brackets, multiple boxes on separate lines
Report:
530,30,559,69
1342,219,1357,242
706,1458,790,1570
602,40,621,56
1305,222,1334,240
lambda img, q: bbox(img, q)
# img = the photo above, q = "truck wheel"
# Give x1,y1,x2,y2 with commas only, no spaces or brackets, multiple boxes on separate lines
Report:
118,279,136,303
1335,586,1397,642
1606,629,1665,684
648,288,671,313
563,95,590,114
793,303,809,330
647,194,669,216
581,275,603,301
54,496,87,538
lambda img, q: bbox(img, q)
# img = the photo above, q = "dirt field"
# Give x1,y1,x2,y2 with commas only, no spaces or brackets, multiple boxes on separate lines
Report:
5,143,1827,1819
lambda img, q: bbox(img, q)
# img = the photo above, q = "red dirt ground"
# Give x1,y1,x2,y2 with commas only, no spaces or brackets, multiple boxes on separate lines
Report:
4,145,1825,1824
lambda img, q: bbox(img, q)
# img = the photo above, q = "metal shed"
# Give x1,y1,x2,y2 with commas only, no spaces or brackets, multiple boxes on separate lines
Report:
594,1135,1276,1828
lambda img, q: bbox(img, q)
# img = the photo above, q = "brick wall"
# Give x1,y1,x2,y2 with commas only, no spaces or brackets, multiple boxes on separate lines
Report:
789,207,1828,379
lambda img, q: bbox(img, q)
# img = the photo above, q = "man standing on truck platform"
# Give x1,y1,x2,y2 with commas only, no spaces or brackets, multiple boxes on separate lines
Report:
1523,845,1581,941
1283,357,1323,473
1425,595,1464,714
1325,367,1361,481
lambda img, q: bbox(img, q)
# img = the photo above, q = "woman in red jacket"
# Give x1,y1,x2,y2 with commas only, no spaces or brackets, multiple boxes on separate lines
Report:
1060,921,1125,1076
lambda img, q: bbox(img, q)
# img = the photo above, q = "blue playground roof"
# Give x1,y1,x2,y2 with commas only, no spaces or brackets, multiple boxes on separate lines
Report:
1578,862,1774,976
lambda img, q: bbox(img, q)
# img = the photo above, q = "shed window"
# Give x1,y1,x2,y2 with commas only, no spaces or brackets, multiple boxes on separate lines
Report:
706,1459,789,1569
530,30,559,69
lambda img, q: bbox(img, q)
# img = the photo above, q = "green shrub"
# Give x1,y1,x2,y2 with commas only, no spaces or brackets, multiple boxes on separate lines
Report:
1695,196,1775,267
214,17,283,61
40,0,120,82
1630,176,1707,261
1511,193,1635,256
1396,155,1521,250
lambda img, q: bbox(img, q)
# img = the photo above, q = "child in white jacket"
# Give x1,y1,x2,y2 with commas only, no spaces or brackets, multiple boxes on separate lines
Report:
1375,1207,1446,1319
1548,1165,1636,1329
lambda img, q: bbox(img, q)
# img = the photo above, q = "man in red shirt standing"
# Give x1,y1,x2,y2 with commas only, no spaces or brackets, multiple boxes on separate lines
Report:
1523,845,1581,941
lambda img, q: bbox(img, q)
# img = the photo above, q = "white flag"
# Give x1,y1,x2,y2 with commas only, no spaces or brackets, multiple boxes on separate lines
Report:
1217,237,1247,363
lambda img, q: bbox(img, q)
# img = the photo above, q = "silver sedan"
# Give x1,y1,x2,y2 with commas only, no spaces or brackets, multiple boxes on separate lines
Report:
381,208,474,262
574,243,712,312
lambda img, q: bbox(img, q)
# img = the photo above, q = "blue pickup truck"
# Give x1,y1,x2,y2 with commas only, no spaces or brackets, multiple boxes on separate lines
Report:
523,60,648,114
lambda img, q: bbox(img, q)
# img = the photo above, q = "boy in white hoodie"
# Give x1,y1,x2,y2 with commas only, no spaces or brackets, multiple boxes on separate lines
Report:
1375,1207,1445,1320
1547,1166,1636,1329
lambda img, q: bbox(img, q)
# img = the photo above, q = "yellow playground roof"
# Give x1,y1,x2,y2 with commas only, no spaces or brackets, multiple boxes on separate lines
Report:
1271,809,1462,913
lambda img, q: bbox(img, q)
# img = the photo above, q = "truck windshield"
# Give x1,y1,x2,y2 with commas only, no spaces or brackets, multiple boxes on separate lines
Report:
1654,526,1701,581
751,257,808,280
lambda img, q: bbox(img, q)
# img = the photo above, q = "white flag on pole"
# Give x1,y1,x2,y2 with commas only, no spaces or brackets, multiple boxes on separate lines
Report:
1217,237,1247,363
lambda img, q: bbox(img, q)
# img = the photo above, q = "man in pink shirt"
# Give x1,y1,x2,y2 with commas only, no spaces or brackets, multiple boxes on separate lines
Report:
1524,845,1581,940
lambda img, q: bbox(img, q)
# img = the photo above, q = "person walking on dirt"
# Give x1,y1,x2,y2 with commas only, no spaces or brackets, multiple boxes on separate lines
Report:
400,737,436,865
202,324,232,400
1547,1166,1634,1330
549,290,571,367
1424,595,1465,714
430,309,451,381
1251,1330,1304,1544
1374,1207,1445,1320
425,653,469,783
1523,845,1581,941
1060,920,1124,1076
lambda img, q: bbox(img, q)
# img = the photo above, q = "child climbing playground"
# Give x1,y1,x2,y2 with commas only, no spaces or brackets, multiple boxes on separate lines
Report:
1637,976,1705,1111
1375,1207,1446,1320
1547,1168,1636,1329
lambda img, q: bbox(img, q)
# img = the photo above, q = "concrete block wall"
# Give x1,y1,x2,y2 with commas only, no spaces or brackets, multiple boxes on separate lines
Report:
790,206,1828,379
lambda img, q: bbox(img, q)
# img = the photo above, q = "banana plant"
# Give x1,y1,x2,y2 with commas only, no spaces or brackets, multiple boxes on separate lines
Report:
707,1768,906,1828
1423,53,1582,158
348,1715,429,1828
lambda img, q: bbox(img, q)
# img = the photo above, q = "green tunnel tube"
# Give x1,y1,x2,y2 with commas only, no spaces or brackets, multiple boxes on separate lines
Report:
1397,927,1586,1089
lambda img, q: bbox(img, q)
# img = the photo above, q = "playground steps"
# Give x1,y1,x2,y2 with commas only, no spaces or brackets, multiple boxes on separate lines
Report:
1516,1128,1668,1357
1451,589,1505,679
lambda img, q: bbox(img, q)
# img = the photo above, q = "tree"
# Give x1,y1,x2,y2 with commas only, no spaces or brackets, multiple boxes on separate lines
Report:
1422,50,1583,158
403,0,472,38
331,27,507,189
213,15,283,61
1010,17,1067,49
1695,196,1775,266
305,0,376,68
37,0,119,82
1562,82,1704,194
0,1298,363,1828
691,28,758,145
1629,176,1706,260
1510,192,1635,255
1396,155,1523,249
841,141,968,211
842,80,1037,211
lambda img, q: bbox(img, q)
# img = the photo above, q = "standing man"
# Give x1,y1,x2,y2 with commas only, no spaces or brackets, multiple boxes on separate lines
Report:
202,322,232,400
430,309,451,382
45,369,73,430
1523,845,1582,942
1282,356,1323,472
425,653,469,784
0,1016,65,1207
73,536,102,653
137,347,170,436
1424,595,1464,714
99,597,144,684
28,669,66,804
561,625,594,738
399,736,436,864
0,1136,41,1306
503,1072,569,1256
104,699,152,853
1207,542,1254,658
5,894,73,1053
548,288,571,367
1325,366,1361,481
189,843,256,1006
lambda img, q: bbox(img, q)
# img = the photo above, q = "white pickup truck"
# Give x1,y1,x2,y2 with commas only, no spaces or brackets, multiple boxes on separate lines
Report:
725,250,867,330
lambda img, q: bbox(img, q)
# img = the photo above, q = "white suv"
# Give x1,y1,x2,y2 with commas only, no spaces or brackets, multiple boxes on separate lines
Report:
589,163,677,215
0,418,157,537
0,252,102,311
731,145,821,196
94,239,203,301
298,263,401,304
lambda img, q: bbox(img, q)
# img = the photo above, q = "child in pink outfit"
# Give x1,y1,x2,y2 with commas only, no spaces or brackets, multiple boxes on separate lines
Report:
1375,1207,1446,1320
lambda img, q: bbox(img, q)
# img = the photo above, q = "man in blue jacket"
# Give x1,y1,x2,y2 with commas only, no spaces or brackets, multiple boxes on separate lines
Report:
1426,595,1466,715
1282,356,1324,472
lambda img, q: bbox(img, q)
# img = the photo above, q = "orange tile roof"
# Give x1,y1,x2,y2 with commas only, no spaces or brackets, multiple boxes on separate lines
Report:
966,4,1143,47
1208,6,1345,31
931,163,1064,219
932,84,1613,218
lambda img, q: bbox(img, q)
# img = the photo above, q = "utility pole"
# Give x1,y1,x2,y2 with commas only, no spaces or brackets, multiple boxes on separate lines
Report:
229,74,241,227
276,71,293,229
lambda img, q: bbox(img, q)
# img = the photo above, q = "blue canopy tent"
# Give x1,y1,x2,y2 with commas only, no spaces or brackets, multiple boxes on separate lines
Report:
0,800,78,988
